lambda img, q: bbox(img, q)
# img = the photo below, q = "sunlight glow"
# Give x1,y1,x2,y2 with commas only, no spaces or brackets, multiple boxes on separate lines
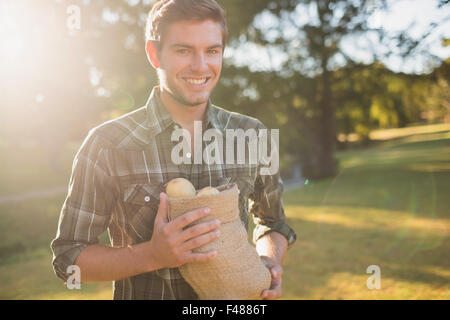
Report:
0,6,26,63
0,1,40,74
1,35,25,61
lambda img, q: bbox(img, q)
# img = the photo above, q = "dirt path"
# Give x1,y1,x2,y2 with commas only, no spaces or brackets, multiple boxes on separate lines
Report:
0,186,67,204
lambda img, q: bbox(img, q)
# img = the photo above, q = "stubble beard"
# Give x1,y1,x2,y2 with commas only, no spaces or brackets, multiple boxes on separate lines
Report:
168,85,206,107
159,72,213,108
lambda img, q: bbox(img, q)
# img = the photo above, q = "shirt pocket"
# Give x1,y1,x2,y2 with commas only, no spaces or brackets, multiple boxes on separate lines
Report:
122,183,163,241
227,165,257,198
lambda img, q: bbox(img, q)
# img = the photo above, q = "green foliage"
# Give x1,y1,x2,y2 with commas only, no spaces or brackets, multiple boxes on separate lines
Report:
333,61,449,144
0,0,448,180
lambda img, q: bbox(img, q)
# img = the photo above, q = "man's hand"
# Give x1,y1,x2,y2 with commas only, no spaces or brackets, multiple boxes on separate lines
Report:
146,192,221,270
256,232,288,300
260,255,283,300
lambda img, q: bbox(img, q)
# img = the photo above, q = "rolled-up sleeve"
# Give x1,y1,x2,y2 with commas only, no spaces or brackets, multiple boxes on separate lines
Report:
250,172,297,247
248,120,296,248
50,129,116,282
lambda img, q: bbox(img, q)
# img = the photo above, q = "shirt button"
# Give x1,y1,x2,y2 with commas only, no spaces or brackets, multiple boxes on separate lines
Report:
144,196,151,202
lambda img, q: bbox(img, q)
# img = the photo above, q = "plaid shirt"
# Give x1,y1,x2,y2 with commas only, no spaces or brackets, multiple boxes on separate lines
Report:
51,86,297,300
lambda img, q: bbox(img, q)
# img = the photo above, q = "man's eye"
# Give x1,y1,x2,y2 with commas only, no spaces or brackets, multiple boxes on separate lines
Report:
208,49,220,54
177,49,189,54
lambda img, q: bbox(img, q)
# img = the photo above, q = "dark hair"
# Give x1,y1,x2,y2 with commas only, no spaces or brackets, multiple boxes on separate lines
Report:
145,0,228,51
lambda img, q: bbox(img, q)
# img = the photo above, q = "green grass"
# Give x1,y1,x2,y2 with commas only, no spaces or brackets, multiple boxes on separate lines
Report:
0,195,112,299
0,141,79,195
0,123,449,299
281,126,450,299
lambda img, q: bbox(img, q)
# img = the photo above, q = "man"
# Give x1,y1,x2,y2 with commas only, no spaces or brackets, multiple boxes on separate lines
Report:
51,0,296,300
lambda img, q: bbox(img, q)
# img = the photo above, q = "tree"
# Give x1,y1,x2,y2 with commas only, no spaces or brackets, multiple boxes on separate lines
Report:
2,0,446,177
220,0,448,178
220,0,390,177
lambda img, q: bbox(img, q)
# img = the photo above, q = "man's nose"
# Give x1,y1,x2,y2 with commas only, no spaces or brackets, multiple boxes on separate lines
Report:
190,52,208,73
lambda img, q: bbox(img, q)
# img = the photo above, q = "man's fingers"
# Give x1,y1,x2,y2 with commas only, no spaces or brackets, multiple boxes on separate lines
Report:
155,192,169,224
180,229,220,252
261,270,282,300
166,207,211,233
176,219,221,244
261,288,281,300
271,265,283,278
184,250,218,263
261,280,282,300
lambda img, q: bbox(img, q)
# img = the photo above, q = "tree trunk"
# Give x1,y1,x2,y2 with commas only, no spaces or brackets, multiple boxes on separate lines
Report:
316,54,337,178
393,99,408,128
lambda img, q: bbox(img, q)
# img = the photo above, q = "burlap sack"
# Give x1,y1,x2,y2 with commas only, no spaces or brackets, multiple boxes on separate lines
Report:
167,183,272,300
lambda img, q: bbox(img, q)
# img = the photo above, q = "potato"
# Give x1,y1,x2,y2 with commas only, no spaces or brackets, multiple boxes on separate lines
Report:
197,186,220,197
166,178,196,198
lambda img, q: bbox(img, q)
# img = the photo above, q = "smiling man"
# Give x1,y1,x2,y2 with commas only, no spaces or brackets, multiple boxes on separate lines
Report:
152,19,223,106
51,0,296,300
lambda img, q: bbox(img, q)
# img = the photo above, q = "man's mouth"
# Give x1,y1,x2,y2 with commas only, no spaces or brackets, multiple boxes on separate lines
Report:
182,77,211,87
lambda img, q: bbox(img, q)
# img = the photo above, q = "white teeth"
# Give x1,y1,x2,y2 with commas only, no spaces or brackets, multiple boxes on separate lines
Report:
185,78,208,85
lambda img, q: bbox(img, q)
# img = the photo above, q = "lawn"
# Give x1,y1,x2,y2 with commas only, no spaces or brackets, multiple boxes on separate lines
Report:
0,141,79,195
0,123,449,299
282,125,450,299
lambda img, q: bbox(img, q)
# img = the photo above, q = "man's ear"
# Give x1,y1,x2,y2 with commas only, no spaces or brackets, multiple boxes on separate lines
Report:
146,40,160,69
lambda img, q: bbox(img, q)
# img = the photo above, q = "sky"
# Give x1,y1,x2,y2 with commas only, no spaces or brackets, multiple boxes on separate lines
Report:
354,0,450,73
228,0,450,75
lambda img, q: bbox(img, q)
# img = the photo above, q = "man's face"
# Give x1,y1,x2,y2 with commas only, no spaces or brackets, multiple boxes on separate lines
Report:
156,19,224,107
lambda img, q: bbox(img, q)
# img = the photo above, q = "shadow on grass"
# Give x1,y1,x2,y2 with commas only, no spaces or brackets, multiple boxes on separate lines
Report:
285,167,450,220
376,130,450,150
384,136,450,150
283,216,449,299
340,128,450,151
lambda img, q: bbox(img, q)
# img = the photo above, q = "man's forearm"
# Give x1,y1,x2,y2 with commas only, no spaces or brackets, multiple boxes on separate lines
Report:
75,242,157,283
256,231,288,264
